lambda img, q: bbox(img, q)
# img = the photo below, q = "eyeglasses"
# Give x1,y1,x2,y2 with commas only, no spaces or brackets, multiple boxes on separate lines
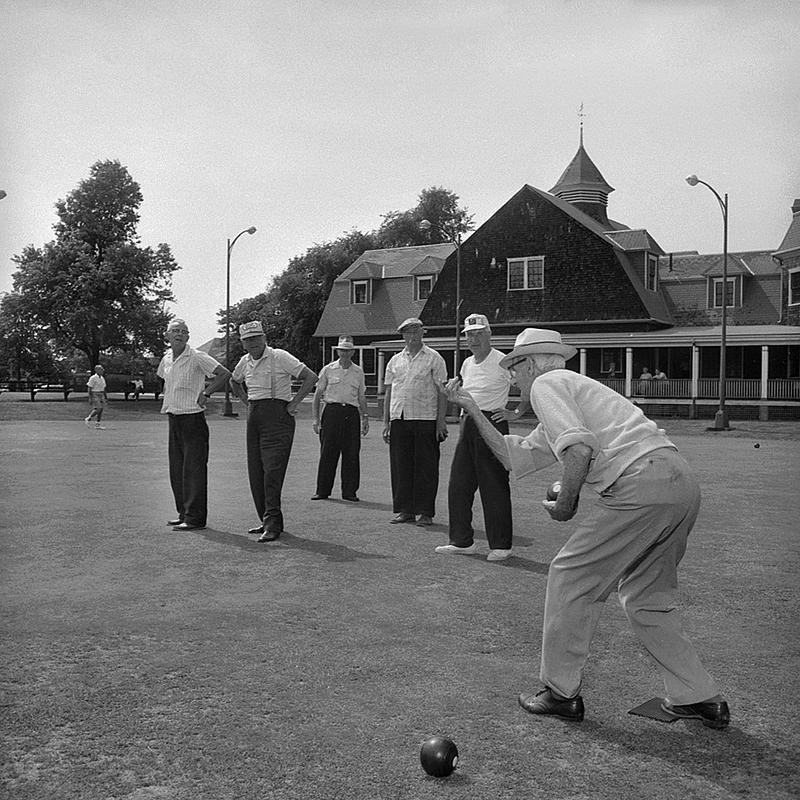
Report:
507,359,527,376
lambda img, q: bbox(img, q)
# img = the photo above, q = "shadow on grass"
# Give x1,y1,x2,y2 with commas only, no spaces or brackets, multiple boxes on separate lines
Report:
580,720,799,798
197,527,390,563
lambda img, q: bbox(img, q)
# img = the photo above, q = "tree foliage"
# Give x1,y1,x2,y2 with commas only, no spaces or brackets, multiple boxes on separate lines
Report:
221,187,471,370
6,160,178,371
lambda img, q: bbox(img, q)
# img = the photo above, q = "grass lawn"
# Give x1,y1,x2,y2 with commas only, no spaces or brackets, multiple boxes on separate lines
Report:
1,394,799,799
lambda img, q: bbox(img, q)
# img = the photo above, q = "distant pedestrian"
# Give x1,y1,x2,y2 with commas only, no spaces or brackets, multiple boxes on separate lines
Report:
382,317,448,527
653,368,667,380
84,365,107,429
230,321,318,541
311,335,369,502
158,318,232,531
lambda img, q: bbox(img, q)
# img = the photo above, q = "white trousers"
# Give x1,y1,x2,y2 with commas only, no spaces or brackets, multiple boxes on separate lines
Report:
540,447,720,705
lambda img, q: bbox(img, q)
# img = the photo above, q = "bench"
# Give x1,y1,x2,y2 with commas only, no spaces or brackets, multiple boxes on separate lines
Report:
32,384,72,401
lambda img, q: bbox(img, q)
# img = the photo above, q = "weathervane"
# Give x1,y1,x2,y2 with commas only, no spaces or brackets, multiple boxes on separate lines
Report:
578,102,586,146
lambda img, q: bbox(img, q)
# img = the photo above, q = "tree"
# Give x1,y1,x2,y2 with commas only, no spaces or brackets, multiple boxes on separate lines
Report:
8,160,178,369
0,292,56,381
216,186,472,370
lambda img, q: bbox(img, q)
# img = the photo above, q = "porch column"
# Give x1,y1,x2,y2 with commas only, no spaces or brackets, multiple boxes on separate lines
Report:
377,350,386,396
579,348,587,375
625,348,633,397
691,344,700,399
760,346,769,399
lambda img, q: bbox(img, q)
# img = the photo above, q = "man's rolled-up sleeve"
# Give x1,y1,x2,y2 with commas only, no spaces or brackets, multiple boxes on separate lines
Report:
504,425,557,479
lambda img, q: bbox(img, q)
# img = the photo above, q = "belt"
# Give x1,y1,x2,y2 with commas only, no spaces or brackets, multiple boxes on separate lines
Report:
326,403,357,408
249,398,288,404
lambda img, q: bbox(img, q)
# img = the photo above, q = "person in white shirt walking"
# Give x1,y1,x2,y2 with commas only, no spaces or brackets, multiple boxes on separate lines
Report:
157,319,232,531
441,327,729,729
85,365,107,429
230,321,318,541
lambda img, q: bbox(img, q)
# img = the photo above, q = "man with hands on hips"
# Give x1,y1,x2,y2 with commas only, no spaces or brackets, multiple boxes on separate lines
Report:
440,327,729,729
230,320,318,542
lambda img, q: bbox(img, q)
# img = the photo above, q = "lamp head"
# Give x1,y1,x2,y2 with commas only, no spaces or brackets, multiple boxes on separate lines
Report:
246,226,256,234
419,219,432,232
685,174,700,186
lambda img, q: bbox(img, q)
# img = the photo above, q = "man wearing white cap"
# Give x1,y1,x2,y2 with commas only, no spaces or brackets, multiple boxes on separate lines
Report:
442,327,729,729
311,335,369,501
435,313,522,561
230,321,318,541
382,317,448,526
158,318,232,531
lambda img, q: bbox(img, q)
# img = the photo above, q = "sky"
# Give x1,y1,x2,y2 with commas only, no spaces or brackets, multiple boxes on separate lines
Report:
2,0,799,349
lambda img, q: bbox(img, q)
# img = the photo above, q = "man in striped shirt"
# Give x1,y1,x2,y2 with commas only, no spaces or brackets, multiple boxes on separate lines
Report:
158,319,232,531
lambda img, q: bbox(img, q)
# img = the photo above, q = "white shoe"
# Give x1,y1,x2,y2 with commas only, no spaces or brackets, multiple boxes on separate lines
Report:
95,424,106,429
84,416,92,427
434,543,478,555
487,549,512,561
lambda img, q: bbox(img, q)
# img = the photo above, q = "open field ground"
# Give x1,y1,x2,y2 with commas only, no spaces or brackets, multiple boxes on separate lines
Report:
1,395,799,799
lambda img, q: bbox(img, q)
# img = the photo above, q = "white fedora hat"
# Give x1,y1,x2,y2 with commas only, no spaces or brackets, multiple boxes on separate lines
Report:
499,328,576,368
334,335,356,350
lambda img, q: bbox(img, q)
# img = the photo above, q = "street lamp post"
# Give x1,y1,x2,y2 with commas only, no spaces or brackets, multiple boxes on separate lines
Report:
223,226,257,417
419,219,463,376
685,174,729,431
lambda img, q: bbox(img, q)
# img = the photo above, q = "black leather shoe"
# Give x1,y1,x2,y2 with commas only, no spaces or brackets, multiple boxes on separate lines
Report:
167,519,183,526
311,494,329,500
172,522,206,531
661,698,730,729
518,688,584,721
248,525,264,535
342,495,359,502
257,530,281,542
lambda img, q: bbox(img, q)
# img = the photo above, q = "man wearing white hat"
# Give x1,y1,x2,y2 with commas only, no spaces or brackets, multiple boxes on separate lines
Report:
442,327,729,729
435,313,522,561
230,321,318,541
158,318,232,531
311,335,369,502
382,317,448,526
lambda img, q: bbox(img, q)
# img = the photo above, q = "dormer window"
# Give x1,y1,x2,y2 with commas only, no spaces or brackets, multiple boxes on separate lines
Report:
351,279,371,305
507,256,544,291
709,276,736,308
789,268,800,306
415,275,434,301
646,254,658,292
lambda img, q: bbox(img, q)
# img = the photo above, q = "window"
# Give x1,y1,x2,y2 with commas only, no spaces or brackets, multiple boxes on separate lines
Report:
507,256,544,291
646,254,658,292
351,280,370,305
711,277,735,308
790,268,800,306
415,275,434,301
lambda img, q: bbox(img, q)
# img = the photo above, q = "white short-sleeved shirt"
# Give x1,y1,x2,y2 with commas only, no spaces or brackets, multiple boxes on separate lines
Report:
504,370,676,493
158,346,221,414
384,344,447,421
318,361,365,407
87,374,106,393
460,348,511,411
232,347,306,401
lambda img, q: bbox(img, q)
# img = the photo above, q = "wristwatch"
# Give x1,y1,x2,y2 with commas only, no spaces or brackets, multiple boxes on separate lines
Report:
203,392,211,398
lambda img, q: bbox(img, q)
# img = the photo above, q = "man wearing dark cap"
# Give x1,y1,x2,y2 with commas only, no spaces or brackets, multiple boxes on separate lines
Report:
442,327,729,729
311,335,369,502
230,321,318,541
382,318,448,526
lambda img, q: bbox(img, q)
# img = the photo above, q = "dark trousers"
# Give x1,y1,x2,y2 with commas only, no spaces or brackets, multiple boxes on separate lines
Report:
389,418,440,517
247,399,296,533
167,412,209,526
316,403,361,497
448,413,512,549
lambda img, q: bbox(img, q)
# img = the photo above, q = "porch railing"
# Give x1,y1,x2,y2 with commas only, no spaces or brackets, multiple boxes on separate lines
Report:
598,377,800,401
